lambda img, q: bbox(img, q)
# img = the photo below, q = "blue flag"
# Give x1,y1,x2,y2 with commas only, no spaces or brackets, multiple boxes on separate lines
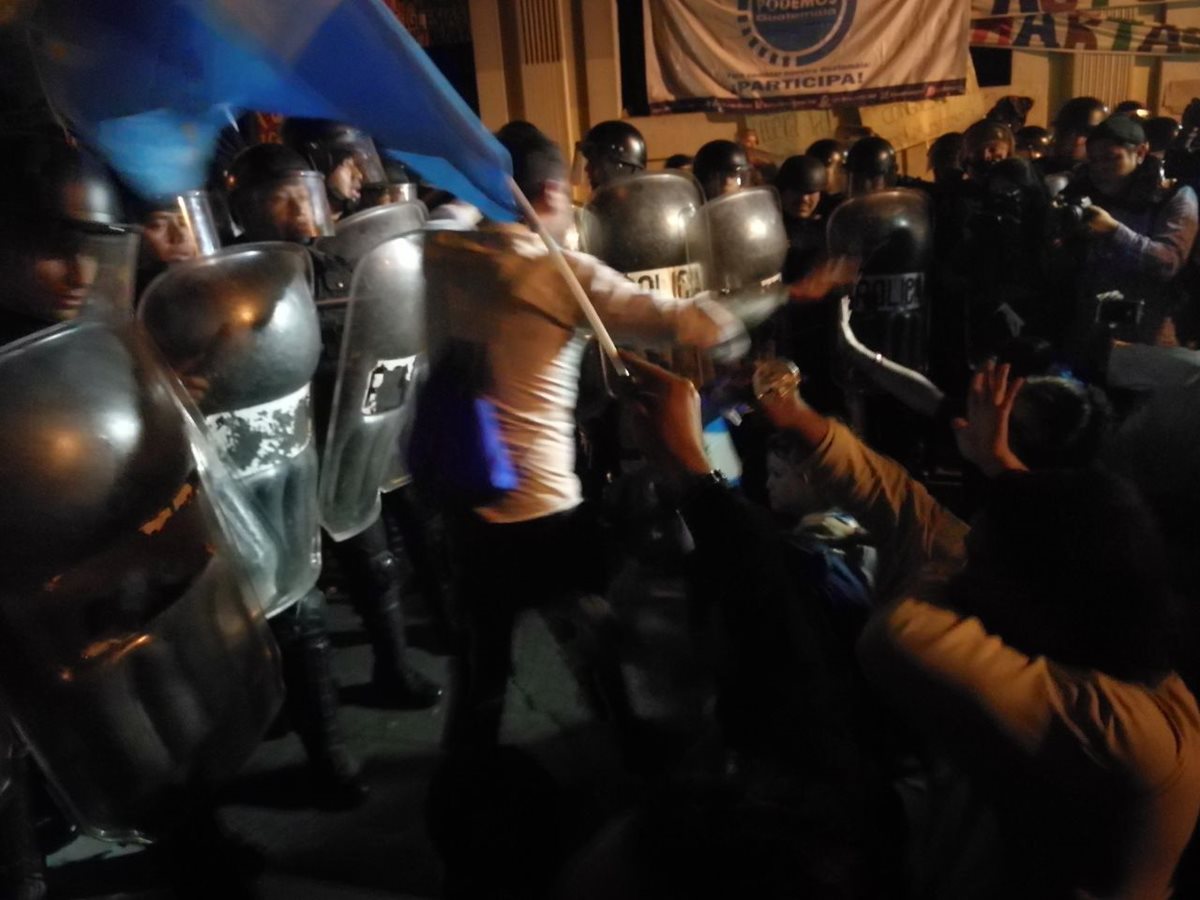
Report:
28,0,516,221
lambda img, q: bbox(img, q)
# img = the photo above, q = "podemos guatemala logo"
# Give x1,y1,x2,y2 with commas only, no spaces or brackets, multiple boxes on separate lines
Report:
737,0,857,67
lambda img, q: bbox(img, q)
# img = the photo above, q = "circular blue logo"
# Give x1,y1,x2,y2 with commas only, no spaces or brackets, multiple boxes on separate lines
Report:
737,0,857,67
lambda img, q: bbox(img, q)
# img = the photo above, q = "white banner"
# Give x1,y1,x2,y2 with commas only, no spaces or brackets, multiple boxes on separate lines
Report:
643,0,971,114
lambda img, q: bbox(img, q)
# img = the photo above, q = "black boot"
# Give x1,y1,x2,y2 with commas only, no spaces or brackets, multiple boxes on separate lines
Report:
337,520,441,710
272,592,368,810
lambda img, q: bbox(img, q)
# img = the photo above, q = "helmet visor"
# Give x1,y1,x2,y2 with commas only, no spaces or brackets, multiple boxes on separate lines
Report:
239,172,334,243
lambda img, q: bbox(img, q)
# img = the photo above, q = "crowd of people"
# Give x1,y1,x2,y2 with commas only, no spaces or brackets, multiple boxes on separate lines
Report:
2,90,1200,900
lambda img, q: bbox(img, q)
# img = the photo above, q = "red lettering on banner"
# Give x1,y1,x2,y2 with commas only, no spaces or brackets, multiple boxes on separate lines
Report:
1041,0,1078,12
973,16,1014,45
1138,24,1182,53
984,0,1041,13
1064,14,1099,50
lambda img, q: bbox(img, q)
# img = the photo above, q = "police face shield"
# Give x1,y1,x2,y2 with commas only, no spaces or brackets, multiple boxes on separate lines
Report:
326,138,387,213
701,163,753,202
0,316,282,840
177,190,222,257
4,221,141,323
320,232,426,541
237,171,334,244
139,192,221,271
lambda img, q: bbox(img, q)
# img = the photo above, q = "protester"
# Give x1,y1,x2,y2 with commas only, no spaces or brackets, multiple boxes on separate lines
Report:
422,121,744,755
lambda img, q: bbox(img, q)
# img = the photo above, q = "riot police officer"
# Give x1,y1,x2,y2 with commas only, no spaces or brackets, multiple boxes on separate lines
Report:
282,118,388,221
227,144,440,710
130,189,221,298
806,138,847,196
773,155,842,413
846,136,905,196
0,138,282,897
578,120,646,192
1043,96,1108,178
828,140,935,467
775,155,830,283
693,139,753,201
927,132,965,187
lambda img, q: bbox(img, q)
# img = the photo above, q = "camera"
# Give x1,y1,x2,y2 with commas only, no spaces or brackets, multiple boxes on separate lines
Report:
1047,194,1092,245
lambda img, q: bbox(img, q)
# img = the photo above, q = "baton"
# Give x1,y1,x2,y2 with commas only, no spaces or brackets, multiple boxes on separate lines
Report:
507,176,631,380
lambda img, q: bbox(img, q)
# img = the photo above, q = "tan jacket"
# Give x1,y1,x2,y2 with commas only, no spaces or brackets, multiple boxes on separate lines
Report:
799,422,1200,899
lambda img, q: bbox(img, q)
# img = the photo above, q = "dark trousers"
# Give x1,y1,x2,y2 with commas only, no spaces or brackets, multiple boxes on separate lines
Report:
442,505,632,751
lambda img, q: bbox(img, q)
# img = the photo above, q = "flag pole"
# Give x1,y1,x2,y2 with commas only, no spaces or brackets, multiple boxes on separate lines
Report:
506,176,630,379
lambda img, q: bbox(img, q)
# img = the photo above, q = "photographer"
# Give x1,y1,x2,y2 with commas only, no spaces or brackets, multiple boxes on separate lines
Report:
1052,116,1197,349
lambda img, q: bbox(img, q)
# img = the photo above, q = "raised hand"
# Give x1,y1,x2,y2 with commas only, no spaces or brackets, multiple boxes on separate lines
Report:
951,360,1028,477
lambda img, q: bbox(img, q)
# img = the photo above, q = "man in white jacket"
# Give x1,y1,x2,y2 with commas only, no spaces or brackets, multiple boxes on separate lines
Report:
425,121,744,752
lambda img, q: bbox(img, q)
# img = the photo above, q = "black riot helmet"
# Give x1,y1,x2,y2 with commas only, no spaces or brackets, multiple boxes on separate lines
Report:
806,138,847,193
0,140,126,232
961,120,1015,179
226,143,334,243
1052,97,1108,165
1144,117,1180,155
845,136,896,196
281,118,386,217
1015,125,1052,160
775,155,827,220
693,140,752,201
0,138,139,323
927,132,964,184
775,155,827,195
806,138,846,168
579,120,646,190
1054,97,1109,135
1114,100,1151,122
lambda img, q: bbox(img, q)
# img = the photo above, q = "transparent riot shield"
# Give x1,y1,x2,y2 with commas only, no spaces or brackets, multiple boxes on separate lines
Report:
320,231,426,541
688,186,789,328
580,171,706,300
315,199,428,266
138,243,323,616
0,316,283,842
826,188,932,376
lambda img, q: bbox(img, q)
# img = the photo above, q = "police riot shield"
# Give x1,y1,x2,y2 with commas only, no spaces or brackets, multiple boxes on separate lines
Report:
320,232,426,541
580,171,705,300
314,199,428,266
0,317,282,842
139,243,323,616
688,186,789,327
826,188,932,374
